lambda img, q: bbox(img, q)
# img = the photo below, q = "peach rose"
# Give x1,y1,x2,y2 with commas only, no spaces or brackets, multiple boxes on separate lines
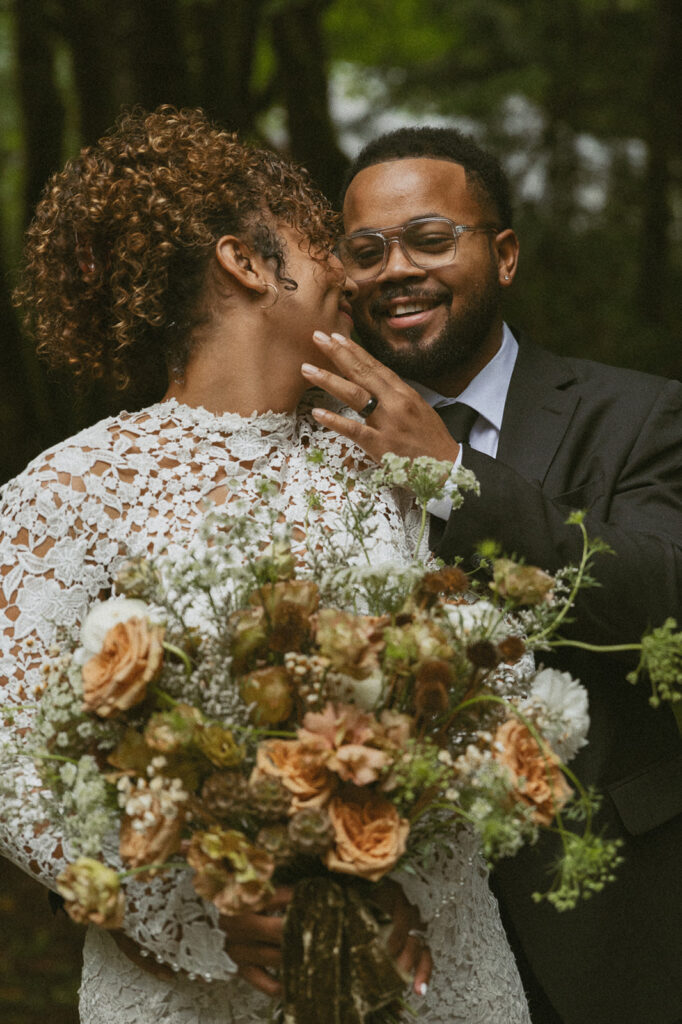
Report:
82,616,165,717
251,739,336,813
325,791,409,882
493,719,572,826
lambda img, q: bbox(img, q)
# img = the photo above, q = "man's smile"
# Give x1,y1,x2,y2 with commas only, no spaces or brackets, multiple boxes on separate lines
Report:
369,290,450,332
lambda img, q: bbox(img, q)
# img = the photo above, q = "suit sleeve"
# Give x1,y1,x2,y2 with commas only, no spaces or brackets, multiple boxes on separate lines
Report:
435,378,682,648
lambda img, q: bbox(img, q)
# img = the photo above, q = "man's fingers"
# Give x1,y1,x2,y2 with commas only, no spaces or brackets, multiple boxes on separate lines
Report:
312,330,401,390
309,405,373,446
301,361,376,416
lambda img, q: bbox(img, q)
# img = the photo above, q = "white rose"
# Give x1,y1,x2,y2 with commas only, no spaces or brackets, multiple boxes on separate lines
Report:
327,668,384,710
523,667,590,762
80,597,151,659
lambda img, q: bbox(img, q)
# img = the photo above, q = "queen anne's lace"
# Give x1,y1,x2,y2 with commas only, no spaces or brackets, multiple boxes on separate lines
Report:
0,396,529,1023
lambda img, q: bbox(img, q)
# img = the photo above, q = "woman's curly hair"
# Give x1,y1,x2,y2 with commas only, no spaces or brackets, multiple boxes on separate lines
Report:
14,106,339,390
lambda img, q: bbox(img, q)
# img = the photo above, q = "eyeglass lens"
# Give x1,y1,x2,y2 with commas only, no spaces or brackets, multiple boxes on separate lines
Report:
339,219,458,278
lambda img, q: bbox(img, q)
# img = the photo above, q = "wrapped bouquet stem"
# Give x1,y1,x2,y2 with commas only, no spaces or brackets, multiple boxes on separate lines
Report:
282,876,406,1024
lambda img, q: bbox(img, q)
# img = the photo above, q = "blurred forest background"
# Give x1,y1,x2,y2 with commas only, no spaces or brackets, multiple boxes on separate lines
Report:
0,0,680,1019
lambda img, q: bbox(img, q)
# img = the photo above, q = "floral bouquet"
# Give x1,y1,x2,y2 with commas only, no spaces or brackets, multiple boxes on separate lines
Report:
13,454,680,1023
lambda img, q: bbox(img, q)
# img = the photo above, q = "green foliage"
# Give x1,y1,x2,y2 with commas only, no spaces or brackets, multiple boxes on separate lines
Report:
533,831,624,911
627,618,682,707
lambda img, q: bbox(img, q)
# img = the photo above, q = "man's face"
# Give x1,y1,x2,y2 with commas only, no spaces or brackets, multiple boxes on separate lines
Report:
342,158,508,388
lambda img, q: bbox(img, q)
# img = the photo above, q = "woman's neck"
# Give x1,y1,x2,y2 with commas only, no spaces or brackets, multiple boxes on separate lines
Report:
163,323,308,416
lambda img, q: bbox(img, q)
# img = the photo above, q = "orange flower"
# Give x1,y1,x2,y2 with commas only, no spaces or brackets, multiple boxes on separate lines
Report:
82,617,164,717
325,790,409,882
251,739,336,812
493,719,572,826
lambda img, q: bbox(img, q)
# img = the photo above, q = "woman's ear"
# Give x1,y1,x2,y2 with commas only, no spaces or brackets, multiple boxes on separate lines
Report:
214,235,270,297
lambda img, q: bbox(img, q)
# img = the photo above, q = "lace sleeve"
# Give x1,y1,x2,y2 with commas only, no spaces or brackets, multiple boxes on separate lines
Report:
0,449,238,981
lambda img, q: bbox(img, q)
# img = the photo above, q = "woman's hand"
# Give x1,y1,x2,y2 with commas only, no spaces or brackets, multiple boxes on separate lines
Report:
111,878,431,1001
374,878,433,997
220,885,294,997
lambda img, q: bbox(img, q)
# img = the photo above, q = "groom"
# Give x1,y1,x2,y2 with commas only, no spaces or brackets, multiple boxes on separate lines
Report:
304,126,682,1024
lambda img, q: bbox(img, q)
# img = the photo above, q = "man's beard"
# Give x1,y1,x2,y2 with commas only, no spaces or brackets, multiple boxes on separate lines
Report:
352,273,501,386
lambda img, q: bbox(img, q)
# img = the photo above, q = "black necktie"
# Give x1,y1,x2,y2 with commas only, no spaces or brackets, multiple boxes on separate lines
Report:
428,402,478,549
436,401,478,443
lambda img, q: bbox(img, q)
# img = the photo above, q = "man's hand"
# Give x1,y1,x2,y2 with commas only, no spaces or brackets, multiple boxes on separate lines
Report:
301,331,460,465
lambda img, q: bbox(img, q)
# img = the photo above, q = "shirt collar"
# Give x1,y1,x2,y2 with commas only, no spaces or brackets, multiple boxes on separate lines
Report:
405,323,518,432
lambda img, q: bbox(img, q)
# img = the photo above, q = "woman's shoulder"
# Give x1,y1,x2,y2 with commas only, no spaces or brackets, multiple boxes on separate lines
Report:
0,404,169,504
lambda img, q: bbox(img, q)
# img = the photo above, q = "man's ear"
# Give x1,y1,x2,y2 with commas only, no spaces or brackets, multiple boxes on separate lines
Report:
214,235,270,297
495,229,520,286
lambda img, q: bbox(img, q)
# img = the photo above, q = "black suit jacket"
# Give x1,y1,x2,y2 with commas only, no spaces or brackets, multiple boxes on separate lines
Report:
436,336,682,1024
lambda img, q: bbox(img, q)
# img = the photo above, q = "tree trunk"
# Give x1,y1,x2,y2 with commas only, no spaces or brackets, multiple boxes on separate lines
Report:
637,0,681,321
15,0,65,216
193,0,267,134
56,0,122,145
271,0,348,201
125,0,193,111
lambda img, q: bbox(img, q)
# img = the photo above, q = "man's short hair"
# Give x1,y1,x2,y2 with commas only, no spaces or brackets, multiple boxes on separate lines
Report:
341,125,513,229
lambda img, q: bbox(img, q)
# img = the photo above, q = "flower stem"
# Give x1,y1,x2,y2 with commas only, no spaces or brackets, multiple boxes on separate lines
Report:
162,641,193,676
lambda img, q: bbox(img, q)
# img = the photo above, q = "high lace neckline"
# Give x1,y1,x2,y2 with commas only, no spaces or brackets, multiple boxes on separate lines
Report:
140,396,300,435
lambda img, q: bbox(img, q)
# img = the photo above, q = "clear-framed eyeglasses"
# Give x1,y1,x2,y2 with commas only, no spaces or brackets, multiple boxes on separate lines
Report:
335,216,500,281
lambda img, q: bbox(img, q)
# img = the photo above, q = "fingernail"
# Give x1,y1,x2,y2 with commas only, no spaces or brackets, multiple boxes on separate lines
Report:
419,983,428,997
313,330,331,344
330,332,346,341
312,407,330,420
301,362,321,376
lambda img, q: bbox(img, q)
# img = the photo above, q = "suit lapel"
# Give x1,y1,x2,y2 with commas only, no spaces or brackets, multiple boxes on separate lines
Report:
496,335,580,485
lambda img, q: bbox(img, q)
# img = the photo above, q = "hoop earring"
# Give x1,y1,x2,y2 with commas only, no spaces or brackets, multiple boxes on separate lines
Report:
260,282,279,308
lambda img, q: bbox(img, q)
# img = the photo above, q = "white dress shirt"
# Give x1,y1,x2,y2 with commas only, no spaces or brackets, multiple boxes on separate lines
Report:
405,323,518,521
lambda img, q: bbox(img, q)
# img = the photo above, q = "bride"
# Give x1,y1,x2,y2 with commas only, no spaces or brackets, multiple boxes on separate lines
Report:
0,106,530,1023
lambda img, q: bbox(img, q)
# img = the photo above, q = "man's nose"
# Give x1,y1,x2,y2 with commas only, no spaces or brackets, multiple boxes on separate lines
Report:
376,237,426,281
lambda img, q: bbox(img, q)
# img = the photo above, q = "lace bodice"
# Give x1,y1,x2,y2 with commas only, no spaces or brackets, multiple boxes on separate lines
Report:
0,396,529,1023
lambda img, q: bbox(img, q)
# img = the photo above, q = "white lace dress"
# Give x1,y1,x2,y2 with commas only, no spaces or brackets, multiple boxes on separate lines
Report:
0,397,530,1024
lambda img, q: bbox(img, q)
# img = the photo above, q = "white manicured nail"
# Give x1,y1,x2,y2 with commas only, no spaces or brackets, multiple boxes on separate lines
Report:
419,982,428,996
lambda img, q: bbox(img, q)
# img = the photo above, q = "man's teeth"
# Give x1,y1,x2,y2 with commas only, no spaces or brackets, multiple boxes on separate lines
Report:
392,302,434,316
